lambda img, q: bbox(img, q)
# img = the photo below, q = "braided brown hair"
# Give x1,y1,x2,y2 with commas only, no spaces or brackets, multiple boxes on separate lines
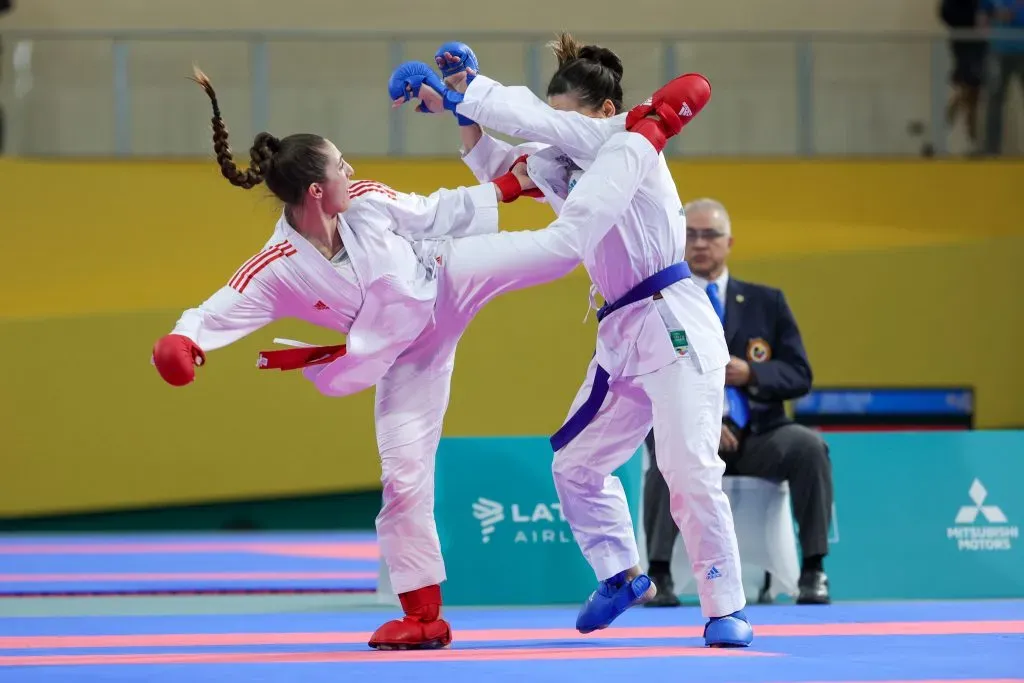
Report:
189,65,329,205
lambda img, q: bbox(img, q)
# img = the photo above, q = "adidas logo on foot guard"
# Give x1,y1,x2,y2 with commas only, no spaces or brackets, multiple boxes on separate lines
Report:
679,102,693,118
705,566,722,580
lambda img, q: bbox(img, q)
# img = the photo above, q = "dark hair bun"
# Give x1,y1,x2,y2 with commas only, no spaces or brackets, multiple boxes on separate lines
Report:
253,132,281,154
579,46,623,80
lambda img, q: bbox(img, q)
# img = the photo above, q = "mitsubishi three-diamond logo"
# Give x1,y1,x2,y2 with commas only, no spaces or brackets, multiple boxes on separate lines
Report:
947,478,1017,552
954,479,1008,524
472,498,504,543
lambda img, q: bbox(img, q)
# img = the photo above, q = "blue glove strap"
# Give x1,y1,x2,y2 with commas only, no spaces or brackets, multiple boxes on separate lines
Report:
440,87,464,114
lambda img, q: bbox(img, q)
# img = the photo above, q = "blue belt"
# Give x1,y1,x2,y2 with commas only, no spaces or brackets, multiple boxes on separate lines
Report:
550,262,692,453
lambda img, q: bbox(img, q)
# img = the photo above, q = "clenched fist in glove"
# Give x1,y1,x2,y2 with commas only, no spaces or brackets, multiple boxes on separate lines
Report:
625,73,712,152
152,334,206,387
389,61,465,117
434,41,478,80
434,41,478,126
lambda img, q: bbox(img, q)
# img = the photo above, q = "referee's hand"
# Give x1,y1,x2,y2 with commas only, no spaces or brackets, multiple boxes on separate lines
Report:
719,424,740,453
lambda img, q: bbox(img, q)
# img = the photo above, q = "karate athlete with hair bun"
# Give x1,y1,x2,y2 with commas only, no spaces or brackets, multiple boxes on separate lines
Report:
389,35,754,648
151,66,698,651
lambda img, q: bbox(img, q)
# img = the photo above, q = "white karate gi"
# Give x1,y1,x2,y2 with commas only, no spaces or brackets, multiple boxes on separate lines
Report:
456,75,746,618
164,134,661,596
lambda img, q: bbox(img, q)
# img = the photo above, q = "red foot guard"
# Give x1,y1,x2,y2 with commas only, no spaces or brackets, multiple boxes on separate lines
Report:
625,73,711,152
368,584,453,650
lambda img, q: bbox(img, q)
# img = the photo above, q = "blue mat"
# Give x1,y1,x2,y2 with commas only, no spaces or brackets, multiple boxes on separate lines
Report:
0,600,1021,682
0,532,378,595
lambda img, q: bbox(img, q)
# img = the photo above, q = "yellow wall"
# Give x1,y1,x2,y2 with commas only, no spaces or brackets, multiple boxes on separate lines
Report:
1,158,1022,518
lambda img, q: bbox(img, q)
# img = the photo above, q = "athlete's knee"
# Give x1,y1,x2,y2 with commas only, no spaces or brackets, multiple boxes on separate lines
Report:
379,453,435,519
660,437,725,476
551,453,573,487
552,451,604,492
657,449,724,497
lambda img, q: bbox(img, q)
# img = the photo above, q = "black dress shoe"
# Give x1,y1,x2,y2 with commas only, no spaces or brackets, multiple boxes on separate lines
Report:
796,570,831,604
757,571,775,604
645,571,682,607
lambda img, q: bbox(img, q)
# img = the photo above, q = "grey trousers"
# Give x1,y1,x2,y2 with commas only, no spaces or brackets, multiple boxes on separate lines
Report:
644,423,833,567
983,53,1024,155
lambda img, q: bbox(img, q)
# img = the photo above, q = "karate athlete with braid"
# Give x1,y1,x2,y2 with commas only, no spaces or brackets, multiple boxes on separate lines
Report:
389,35,754,648
151,66,699,651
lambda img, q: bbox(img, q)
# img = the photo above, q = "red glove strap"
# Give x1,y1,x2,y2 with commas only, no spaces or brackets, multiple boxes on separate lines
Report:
508,154,530,172
493,173,522,203
628,117,668,154
507,154,544,199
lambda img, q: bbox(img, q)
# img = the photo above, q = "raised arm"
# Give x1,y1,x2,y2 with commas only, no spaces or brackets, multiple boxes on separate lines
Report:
389,61,615,169
344,180,500,240
455,74,619,167
344,168,537,240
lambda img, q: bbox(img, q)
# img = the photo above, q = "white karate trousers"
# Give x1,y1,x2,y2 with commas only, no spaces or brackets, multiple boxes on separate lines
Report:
372,132,664,596
554,351,745,618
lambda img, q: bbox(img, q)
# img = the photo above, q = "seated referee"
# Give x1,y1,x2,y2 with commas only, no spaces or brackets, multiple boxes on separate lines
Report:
643,198,833,606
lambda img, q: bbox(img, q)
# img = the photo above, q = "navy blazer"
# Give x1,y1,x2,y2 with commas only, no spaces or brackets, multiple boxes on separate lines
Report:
723,278,813,434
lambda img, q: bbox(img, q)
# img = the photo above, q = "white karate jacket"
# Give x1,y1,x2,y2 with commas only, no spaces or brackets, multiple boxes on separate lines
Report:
167,182,499,397
457,75,729,380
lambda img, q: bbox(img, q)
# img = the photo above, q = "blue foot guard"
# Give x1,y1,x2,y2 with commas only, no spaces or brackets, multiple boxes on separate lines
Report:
703,609,754,647
576,571,653,634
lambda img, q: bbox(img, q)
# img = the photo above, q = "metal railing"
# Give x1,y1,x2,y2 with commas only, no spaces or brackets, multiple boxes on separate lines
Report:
1,28,1022,158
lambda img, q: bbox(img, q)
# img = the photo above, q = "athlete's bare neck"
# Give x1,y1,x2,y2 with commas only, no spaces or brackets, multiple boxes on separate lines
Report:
286,205,343,261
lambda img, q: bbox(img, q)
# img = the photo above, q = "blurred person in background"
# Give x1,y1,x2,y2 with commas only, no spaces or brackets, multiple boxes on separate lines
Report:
643,198,834,606
980,0,1024,155
940,0,987,151
0,0,11,154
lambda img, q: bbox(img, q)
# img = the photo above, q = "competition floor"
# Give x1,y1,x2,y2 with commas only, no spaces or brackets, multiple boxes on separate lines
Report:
1,533,1021,682
0,532,378,596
